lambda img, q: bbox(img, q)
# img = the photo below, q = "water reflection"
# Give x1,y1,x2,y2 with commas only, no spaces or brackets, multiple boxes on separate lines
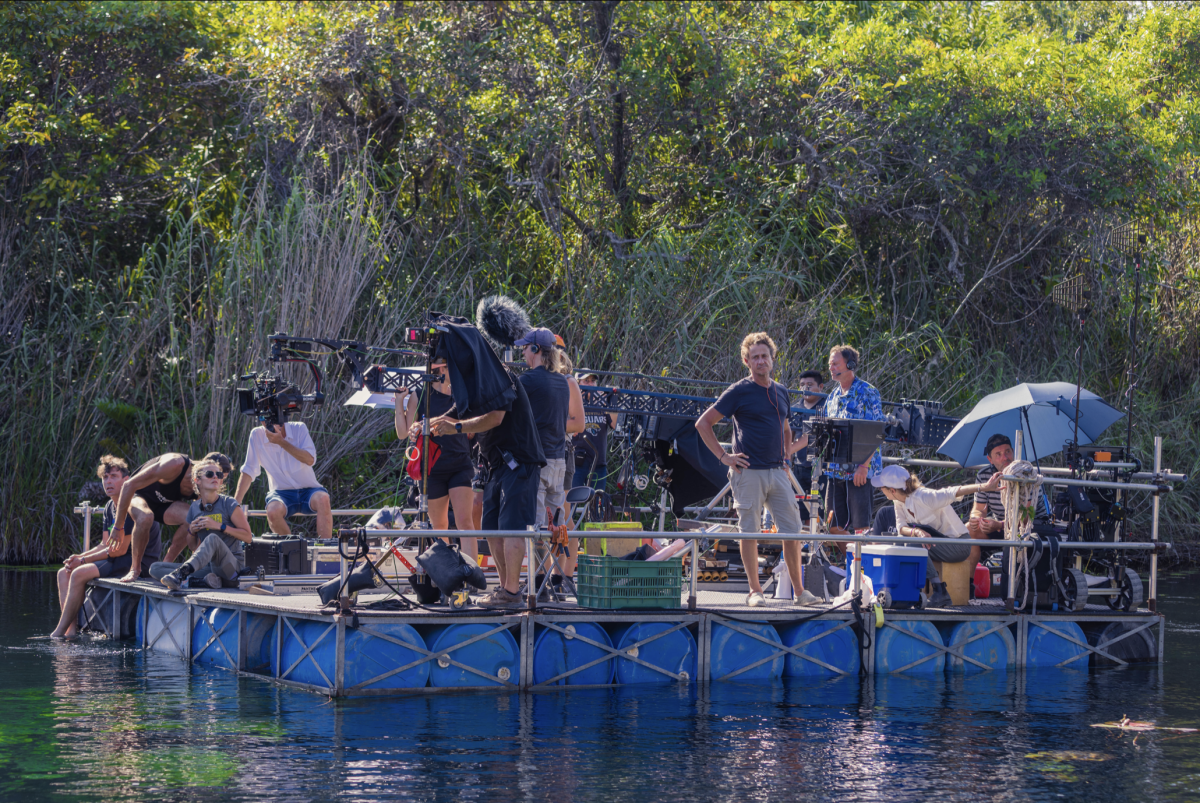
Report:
2,571,1200,801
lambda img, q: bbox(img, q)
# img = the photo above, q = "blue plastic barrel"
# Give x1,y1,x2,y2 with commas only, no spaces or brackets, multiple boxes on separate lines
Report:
270,618,339,688
945,620,1015,673
191,608,239,669
1026,621,1089,668
533,622,614,686
710,621,783,681
239,614,275,674
778,620,860,677
135,597,145,645
426,624,520,687
343,623,429,691
610,622,697,684
875,620,945,674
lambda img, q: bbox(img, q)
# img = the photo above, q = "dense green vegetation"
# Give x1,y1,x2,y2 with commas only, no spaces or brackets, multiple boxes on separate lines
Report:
3,1,1199,561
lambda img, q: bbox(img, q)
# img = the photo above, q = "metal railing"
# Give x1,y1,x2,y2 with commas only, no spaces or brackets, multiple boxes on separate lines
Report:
70,431,1182,614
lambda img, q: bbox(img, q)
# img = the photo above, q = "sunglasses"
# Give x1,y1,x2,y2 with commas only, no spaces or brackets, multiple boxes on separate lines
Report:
199,470,226,479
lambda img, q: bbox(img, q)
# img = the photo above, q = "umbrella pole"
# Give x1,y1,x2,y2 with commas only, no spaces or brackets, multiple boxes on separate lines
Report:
1125,250,1142,455
1072,310,1086,453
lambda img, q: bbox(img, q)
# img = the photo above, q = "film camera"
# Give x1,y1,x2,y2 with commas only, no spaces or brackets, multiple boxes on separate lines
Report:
237,372,322,428
237,333,326,427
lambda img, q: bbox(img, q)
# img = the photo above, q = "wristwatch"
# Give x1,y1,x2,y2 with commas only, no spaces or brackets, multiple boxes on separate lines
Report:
219,522,228,533
454,422,463,433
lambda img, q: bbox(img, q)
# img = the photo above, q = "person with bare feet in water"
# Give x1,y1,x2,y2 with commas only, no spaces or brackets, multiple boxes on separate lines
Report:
48,455,163,639
150,457,253,590
110,451,231,583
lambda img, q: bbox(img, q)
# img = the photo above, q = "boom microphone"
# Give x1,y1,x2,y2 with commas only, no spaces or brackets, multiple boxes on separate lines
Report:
476,295,530,349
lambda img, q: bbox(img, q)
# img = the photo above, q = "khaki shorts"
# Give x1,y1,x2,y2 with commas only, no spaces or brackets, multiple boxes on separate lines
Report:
729,466,803,536
536,458,567,527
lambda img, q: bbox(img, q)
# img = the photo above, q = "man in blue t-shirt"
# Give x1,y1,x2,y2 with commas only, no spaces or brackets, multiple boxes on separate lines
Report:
697,333,819,608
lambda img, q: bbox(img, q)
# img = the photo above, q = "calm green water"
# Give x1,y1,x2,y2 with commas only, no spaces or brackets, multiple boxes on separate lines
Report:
2,570,1199,802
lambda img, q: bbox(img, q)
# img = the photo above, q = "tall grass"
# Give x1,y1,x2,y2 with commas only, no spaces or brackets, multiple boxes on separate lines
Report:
4,173,1198,562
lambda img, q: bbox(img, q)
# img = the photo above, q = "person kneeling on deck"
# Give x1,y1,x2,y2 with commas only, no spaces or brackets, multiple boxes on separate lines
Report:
233,419,331,542
873,464,1001,607
49,455,164,639
697,332,818,608
151,457,253,590
112,451,229,583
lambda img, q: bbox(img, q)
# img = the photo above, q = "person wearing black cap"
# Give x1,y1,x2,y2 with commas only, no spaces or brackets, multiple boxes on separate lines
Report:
512,327,584,599
968,433,1049,539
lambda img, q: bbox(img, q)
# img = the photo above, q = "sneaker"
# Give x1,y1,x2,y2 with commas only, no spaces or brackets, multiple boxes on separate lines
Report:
794,590,821,607
746,591,766,608
478,587,524,609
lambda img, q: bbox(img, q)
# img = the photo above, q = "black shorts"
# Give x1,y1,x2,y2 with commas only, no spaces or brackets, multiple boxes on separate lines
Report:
424,464,474,499
93,553,134,578
134,489,180,523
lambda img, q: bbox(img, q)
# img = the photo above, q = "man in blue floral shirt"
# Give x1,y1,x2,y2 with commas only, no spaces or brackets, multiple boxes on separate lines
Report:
823,345,883,533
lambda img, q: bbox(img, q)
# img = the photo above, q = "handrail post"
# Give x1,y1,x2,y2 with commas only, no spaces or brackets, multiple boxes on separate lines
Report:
1006,430,1023,613
82,501,92,552
1150,435,1162,612
688,536,698,611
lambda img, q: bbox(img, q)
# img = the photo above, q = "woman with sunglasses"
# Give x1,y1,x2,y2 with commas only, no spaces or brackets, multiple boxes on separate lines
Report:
150,457,253,590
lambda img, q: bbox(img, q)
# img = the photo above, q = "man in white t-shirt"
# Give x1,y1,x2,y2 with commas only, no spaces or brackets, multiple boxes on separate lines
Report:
233,421,332,539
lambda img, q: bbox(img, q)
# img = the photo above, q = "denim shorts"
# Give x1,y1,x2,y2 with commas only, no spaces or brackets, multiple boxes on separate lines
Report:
266,487,328,517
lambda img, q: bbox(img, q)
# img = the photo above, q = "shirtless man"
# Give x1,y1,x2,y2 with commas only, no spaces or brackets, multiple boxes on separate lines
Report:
111,451,232,583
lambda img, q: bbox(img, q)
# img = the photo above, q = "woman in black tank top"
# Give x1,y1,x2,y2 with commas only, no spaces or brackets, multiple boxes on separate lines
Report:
394,362,478,560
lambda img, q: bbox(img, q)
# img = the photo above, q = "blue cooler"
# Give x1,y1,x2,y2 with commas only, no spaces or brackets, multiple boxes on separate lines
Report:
846,545,927,605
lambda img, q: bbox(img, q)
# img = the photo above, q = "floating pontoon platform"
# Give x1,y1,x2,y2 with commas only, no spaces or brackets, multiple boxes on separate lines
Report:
76,577,1163,697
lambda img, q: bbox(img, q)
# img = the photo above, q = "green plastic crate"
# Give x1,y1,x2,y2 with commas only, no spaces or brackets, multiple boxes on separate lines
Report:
575,554,683,609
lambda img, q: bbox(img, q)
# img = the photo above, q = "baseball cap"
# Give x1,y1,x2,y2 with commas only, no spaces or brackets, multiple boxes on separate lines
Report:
514,327,556,349
870,464,911,490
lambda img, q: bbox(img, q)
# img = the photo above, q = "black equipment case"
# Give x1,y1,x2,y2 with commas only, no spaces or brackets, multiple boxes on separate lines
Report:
244,534,307,575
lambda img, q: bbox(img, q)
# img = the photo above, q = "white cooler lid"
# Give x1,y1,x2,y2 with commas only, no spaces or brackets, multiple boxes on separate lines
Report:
860,544,928,558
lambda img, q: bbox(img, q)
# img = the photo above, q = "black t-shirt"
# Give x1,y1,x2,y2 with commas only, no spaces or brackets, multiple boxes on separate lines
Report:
713,377,791,469
572,413,611,467
104,500,161,563
518,367,571,460
413,387,472,472
479,372,547,470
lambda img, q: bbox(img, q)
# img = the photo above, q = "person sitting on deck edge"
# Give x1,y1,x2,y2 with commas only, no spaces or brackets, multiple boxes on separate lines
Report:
151,456,253,590
234,418,332,542
49,455,163,639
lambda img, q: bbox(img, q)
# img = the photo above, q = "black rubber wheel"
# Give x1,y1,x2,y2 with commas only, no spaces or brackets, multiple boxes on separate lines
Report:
1107,568,1144,612
1063,568,1089,612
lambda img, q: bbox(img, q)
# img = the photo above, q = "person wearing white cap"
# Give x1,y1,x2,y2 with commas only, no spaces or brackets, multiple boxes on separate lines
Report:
872,464,1002,607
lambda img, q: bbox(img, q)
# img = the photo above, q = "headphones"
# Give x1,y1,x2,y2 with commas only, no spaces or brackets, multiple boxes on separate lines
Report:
529,343,541,354
839,348,858,372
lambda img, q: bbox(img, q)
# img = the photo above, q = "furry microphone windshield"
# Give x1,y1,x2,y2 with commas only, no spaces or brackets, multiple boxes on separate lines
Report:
476,295,530,348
